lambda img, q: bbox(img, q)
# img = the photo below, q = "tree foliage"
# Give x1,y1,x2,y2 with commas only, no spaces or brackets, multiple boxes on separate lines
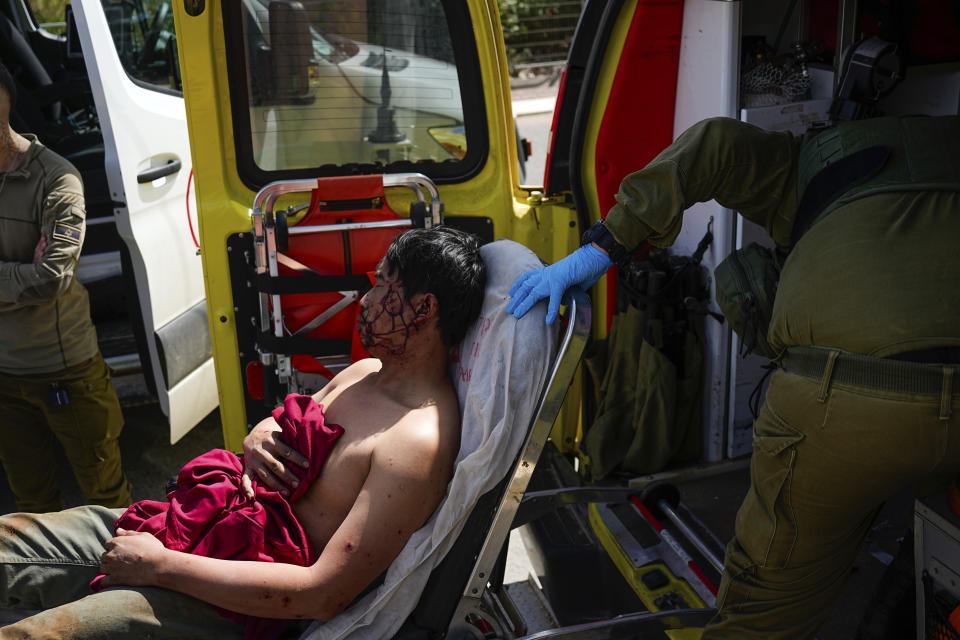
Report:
499,0,582,76
29,0,68,25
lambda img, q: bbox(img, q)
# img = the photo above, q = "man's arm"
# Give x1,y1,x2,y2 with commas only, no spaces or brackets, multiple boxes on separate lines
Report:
240,370,355,498
604,117,802,251
0,169,86,304
99,421,451,621
507,117,802,323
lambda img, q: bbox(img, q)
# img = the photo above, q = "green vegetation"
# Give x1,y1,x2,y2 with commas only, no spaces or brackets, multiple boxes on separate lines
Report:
499,0,582,77
30,0,68,24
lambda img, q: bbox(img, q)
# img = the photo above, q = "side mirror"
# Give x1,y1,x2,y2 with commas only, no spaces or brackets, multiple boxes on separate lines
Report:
269,1,313,102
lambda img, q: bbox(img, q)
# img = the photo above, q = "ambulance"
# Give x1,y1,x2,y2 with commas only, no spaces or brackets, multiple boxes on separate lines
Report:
168,0,958,635
9,0,959,635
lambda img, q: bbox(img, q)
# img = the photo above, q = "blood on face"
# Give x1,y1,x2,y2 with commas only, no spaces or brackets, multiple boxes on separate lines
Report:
356,264,421,356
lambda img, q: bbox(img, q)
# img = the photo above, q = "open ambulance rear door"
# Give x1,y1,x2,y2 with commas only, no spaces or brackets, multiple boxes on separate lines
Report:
172,0,577,451
543,0,741,460
73,0,217,442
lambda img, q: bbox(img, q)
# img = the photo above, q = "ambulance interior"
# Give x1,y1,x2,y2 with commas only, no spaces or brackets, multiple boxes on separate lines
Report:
504,1,960,637
547,2,960,639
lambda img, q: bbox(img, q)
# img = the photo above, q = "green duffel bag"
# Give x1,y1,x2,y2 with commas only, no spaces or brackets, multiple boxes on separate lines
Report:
714,242,781,360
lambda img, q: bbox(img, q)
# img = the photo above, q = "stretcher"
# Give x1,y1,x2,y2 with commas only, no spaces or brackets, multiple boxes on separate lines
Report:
229,177,718,639
229,173,444,421
236,174,718,637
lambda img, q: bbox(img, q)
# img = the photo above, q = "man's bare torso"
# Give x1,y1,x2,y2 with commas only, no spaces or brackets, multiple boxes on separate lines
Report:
292,358,461,553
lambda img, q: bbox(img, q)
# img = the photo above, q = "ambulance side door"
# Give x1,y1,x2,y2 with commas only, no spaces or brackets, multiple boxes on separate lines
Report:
543,0,741,460
74,0,217,442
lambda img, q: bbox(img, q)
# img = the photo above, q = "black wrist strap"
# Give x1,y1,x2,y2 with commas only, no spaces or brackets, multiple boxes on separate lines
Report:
582,220,628,263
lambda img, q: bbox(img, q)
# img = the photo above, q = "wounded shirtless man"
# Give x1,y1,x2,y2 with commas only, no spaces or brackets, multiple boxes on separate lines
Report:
0,226,486,639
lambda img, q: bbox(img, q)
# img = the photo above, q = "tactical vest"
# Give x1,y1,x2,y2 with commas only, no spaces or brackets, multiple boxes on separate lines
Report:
716,115,960,359
792,115,960,242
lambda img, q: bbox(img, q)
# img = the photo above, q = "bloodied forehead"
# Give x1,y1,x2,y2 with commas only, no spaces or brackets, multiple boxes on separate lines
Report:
375,258,401,285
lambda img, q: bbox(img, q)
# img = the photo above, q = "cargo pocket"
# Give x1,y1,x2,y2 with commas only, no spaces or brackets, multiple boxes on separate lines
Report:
60,360,123,454
734,404,805,570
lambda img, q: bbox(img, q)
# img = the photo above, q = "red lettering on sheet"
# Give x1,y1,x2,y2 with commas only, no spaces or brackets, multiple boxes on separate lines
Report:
478,316,493,337
472,341,480,358
458,367,472,383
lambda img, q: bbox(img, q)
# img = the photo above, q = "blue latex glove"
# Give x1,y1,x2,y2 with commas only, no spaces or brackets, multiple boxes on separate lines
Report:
506,244,613,324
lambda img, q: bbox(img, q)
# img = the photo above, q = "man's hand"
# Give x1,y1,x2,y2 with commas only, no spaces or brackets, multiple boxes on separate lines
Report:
241,419,309,500
32,236,47,264
98,528,166,588
506,243,613,324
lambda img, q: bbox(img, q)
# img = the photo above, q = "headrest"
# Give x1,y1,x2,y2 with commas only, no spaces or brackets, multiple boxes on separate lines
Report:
449,239,557,462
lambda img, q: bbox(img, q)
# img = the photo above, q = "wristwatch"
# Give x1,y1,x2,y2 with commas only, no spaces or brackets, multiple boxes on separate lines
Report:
581,220,628,263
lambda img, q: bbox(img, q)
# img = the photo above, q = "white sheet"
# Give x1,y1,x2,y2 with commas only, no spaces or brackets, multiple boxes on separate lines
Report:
303,239,558,639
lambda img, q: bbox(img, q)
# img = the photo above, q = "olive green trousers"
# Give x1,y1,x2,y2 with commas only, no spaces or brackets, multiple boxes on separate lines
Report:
0,506,244,639
703,353,960,639
0,353,131,512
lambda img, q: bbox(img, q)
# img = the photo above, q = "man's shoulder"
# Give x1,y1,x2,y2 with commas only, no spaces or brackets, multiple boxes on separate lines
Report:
337,358,381,382
32,143,83,194
315,358,379,396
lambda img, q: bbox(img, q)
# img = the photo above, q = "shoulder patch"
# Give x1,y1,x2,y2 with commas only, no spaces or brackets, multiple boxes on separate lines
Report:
52,222,82,245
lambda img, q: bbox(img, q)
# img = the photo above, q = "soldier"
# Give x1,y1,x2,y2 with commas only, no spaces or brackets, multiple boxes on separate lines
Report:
508,114,960,638
0,62,131,512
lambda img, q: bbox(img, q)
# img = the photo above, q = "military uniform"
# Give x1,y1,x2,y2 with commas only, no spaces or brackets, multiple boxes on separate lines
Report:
0,135,130,512
603,116,960,638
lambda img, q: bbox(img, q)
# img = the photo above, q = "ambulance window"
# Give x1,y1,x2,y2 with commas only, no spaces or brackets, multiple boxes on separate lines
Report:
100,0,181,94
224,0,487,186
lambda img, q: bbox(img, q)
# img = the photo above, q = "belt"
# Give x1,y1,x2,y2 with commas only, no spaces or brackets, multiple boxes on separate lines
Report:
781,346,960,397
888,346,960,365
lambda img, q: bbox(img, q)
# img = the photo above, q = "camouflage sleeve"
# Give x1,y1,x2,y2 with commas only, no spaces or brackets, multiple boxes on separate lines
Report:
602,117,802,251
0,168,86,304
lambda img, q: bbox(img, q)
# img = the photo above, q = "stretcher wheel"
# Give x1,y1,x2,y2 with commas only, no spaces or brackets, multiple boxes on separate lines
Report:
640,482,680,520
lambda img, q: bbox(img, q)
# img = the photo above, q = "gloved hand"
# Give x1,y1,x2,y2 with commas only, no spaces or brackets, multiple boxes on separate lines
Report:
506,244,613,324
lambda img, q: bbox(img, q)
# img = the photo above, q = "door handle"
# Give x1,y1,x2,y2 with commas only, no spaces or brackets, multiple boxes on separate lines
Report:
137,159,182,184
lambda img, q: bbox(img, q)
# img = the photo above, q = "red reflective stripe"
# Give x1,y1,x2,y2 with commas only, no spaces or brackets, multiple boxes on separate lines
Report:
542,64,568,192
689,560,718,596
631,496,717,596
596,2,683,330
631,495,664,532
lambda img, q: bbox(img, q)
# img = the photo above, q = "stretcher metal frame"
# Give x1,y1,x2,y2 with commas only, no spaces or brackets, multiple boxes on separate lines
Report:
392,288,717,638
250,173,443,389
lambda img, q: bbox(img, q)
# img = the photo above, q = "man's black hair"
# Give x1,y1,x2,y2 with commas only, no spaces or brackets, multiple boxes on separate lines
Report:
384,226,486,347
0,63,16,111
